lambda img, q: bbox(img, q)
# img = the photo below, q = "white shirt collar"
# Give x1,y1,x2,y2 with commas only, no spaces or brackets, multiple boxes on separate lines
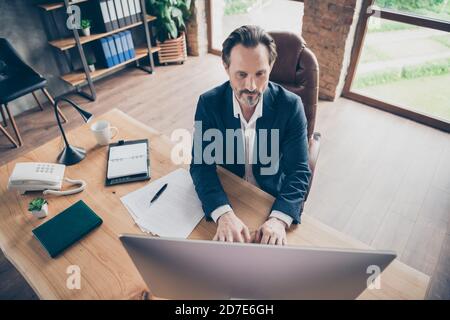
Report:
232,92,263,125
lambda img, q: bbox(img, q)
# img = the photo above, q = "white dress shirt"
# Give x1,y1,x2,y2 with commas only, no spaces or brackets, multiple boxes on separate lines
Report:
210,93,294,227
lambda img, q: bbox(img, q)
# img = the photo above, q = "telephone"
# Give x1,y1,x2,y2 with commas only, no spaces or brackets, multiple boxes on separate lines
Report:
7,162,86,196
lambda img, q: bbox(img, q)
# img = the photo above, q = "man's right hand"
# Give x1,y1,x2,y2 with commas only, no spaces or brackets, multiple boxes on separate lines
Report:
212,211,251,243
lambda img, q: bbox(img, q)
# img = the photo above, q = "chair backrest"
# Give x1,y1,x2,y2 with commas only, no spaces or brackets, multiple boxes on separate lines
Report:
269,32,319,138
0,38,37,78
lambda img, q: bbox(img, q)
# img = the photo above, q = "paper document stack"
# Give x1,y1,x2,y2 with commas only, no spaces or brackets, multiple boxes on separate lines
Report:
120,168,204,238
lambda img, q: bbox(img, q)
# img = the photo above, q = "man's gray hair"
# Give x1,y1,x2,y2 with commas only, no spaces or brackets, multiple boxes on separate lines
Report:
222,25,277,68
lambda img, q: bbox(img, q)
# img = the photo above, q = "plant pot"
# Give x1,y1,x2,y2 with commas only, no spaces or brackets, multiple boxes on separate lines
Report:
31,203,48,219
81,28,91,37
88,64,96,72
157,32,187,65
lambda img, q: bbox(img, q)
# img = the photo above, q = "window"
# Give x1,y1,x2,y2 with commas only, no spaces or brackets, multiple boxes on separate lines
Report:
344,0,450,131
353,18,450,122
374,0,450,21
208,0,304,53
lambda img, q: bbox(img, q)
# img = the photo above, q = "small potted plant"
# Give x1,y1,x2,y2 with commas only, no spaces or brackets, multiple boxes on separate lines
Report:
87,57,96,72
28,198,48,219
80,19,91,37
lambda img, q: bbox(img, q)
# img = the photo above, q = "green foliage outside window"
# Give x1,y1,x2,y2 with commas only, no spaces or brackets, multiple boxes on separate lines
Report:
374,0,450,20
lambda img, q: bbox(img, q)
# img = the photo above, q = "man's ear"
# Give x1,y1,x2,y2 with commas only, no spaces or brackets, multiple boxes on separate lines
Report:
269,61,275,72
223,61,230,75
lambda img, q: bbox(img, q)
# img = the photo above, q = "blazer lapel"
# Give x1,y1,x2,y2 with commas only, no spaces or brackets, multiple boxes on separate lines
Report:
223,83,242,131
254,83,278,176
222,83,245,176
257,83,277,130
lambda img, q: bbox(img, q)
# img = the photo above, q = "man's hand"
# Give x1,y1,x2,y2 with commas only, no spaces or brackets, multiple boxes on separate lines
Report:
213,211,251,243
254,217,287,246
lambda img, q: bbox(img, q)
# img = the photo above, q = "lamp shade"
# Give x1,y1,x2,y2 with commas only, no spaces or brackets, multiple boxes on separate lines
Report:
73,104,93,123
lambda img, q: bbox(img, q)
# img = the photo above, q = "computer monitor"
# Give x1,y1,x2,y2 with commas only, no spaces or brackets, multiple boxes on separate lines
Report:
119,234,396,300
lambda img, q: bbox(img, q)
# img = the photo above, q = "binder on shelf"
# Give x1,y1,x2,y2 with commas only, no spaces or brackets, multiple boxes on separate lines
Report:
125,31,136,58
106,0,119,30
113,0,126,28
121,0,132,26
119,32,131,60
113,34,126,63
134,0,142,21
97,38,115,68
128,0,137,24
107,36,120,66
95,0,113,32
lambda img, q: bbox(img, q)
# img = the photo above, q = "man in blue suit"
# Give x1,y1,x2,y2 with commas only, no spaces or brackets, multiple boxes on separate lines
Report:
190,25,311,246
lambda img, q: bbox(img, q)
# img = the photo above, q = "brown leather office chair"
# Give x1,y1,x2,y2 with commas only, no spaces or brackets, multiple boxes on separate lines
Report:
269,31,321,201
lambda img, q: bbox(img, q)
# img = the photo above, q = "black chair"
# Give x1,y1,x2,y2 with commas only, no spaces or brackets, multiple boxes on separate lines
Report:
0,38,67,147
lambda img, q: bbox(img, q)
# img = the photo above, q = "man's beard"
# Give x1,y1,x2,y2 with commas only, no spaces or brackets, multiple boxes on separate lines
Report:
238,89,261,107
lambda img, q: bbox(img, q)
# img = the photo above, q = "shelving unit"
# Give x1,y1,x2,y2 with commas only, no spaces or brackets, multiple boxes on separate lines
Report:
38,0,158,101
61,46,160,86
48,15,157,51
37,0,89,11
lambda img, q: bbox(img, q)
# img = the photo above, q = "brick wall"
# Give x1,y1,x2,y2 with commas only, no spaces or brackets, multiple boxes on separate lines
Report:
302,0,363,100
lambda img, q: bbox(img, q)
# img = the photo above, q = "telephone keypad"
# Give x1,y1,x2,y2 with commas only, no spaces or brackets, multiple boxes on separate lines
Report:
36,164,54,174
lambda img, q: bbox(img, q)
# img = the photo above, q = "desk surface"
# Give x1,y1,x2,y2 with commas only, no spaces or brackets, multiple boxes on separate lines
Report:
0,109,429,299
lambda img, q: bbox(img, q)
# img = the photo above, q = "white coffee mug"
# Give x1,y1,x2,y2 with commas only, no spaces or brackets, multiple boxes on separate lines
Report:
90,120,118,146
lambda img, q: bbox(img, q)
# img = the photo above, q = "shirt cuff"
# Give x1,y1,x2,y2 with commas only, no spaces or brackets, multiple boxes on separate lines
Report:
269,210,293,228
210,204,232,223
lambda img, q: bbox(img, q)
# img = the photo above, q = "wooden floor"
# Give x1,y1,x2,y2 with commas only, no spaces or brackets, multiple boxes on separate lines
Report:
0,54,449,299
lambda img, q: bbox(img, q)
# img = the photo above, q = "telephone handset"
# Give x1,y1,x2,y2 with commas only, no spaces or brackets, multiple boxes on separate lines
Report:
7,162,86,196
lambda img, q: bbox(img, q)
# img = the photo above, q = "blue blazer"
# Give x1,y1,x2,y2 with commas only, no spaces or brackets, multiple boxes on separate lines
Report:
190,81,311,224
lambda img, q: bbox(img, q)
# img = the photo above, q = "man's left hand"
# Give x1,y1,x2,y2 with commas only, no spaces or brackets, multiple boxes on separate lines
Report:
254,217,287,246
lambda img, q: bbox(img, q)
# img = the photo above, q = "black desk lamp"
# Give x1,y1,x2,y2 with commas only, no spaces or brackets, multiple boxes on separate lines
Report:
53,97,93,166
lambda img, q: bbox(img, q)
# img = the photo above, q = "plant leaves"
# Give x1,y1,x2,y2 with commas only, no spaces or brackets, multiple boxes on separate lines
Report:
167,19,178,39
171,7,182,18
149,0,191,41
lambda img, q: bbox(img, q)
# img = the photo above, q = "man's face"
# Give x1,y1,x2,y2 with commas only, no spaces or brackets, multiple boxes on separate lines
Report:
224,44,273,109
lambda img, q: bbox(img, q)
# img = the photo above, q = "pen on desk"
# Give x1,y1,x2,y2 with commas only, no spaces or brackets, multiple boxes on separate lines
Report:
150,183,168,206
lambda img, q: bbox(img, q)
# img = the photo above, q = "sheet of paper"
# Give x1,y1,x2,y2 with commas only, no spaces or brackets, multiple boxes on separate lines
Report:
120,168,204,238
107,142,148,179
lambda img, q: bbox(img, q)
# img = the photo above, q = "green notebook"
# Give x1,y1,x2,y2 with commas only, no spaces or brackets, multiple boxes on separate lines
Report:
32,200,103,258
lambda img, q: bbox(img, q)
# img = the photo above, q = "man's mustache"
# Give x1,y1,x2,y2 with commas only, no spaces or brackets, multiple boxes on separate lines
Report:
239,90,261,96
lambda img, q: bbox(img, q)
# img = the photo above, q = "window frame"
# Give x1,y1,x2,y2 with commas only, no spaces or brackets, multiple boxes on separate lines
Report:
343,0,450,132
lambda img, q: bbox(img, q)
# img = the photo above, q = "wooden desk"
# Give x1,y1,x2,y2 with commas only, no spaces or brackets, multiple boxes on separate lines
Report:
0,109,429,299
